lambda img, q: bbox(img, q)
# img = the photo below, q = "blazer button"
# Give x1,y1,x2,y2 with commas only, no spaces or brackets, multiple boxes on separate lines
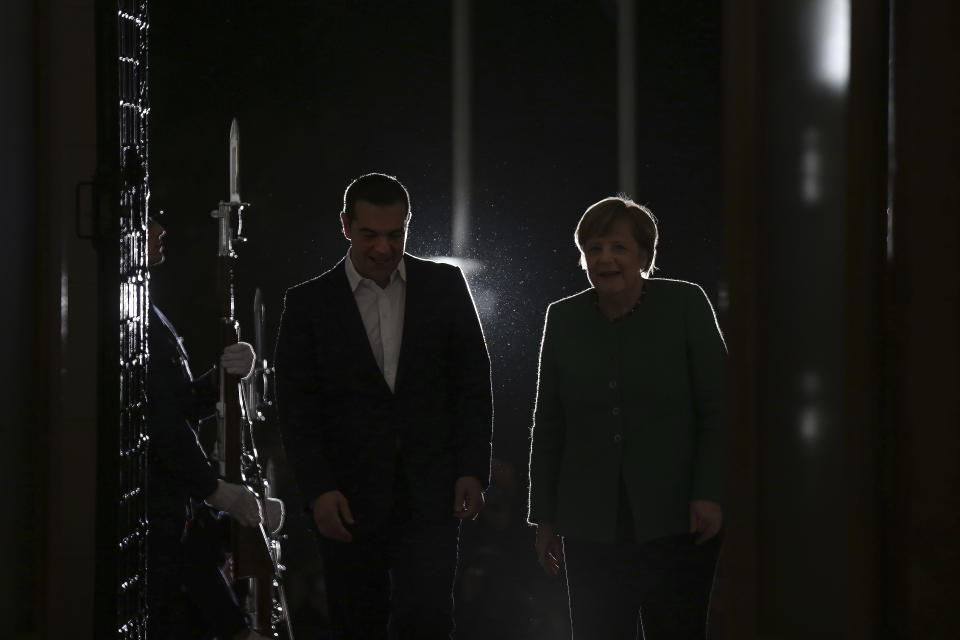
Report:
613,433,622,444
609,380,618,389
612,407,620,416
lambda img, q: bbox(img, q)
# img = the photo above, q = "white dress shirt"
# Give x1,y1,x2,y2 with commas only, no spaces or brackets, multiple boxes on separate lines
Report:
343,249,407,392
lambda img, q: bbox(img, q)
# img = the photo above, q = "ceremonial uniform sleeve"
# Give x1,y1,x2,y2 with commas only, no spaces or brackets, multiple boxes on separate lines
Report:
446,267,494,488
188,366,219,420
685,284,727,504
527,304,565,525
148,333,219,501
274,288,338,507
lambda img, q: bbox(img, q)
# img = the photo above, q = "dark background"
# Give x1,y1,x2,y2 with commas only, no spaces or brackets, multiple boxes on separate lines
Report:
7,0,960,637
148,1,721,636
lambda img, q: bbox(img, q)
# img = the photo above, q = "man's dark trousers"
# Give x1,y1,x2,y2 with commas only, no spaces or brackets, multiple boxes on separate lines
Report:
319,474,461,640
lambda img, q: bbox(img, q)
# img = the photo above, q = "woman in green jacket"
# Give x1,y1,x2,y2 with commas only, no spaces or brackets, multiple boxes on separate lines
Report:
528,196,726,638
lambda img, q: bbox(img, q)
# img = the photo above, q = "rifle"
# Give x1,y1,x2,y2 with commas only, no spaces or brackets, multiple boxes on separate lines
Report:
211,118,294,639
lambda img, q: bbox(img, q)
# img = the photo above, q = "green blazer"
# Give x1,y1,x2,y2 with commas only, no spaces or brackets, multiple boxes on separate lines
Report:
527,278,726,544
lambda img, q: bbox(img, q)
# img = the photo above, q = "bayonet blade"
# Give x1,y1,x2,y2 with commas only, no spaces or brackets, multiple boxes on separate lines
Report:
250,287,266,417
254,287,265,362
229,118,240,203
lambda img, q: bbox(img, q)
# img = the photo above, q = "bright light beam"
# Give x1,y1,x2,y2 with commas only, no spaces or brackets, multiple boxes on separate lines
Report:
813,0,850,92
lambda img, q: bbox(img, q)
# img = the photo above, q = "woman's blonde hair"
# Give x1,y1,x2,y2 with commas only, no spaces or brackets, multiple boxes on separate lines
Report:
574,196,659,275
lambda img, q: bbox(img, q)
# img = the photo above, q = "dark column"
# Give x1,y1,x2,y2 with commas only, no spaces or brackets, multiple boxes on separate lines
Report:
887,2,960,636
844,0,889,636
0,0,41,635
32,0,100,636
721,0,762,633
725,1,960,637
723,0,888,636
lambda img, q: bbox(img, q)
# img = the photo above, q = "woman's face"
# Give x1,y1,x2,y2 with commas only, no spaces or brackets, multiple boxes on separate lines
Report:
582,218,648,297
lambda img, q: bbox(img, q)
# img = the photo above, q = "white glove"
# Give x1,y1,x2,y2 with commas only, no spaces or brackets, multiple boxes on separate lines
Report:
264,497,285,535
221,341,256,377
205,480,262,527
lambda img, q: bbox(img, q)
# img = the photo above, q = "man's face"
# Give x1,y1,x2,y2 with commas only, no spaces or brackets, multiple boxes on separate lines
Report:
341,200,408,287
148,217,166,267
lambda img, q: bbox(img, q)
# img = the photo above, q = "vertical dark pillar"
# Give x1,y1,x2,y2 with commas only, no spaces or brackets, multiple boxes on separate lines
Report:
887,2,960,636
726,1,960,637
0,0,40,635
724,0,893,636
844,1,889,636
91,1,121,635
33,0,100,634
721,0,761,633
755,0,850,626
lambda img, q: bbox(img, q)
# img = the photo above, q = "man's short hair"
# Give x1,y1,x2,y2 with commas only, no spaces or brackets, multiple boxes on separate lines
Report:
342,173,411,222
574,196,659,275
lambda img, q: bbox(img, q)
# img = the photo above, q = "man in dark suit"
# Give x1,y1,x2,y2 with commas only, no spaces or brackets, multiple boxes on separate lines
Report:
275,173,493,639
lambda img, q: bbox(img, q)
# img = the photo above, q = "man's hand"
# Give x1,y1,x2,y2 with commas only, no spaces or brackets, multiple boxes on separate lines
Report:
221,341,256,378
690,499,723,544
453,476,485,520
205,479,263,528
311,491,355,542
535,520,563,576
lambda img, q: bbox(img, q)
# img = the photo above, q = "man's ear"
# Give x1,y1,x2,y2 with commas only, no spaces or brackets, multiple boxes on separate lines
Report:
340,212,352,240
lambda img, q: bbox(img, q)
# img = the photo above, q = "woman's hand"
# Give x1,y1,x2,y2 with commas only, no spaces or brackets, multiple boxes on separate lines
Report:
690,499,723,544
535,520,564,576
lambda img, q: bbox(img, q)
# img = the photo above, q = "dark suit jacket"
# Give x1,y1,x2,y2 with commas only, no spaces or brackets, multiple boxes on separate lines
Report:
528,279,726,544
274,254,493,533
